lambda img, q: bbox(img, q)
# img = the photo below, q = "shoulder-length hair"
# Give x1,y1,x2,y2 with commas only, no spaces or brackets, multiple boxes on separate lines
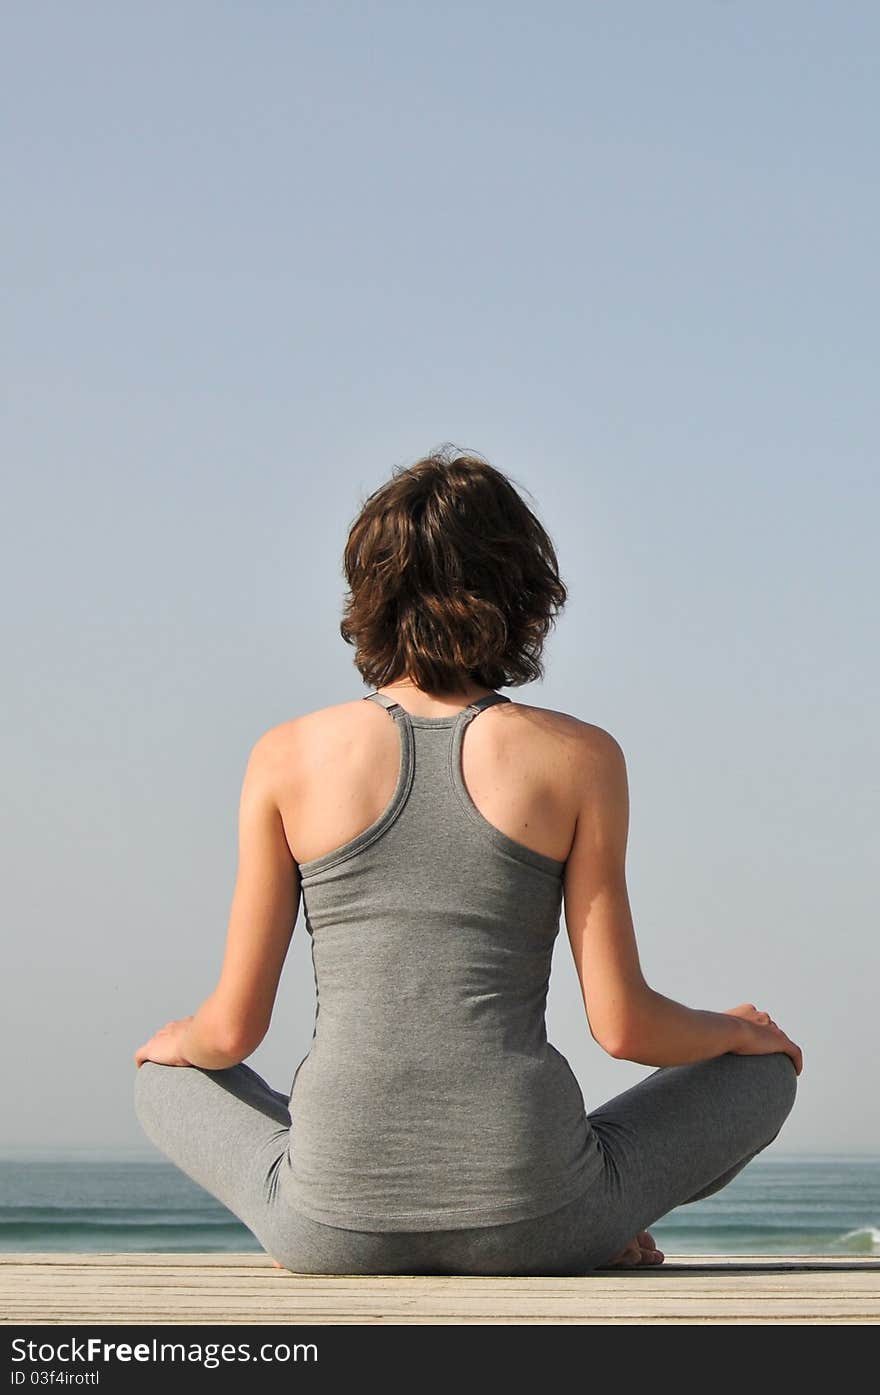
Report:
339,445,567,693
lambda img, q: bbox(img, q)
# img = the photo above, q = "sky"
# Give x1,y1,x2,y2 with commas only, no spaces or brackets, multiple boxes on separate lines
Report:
2,1,877,1158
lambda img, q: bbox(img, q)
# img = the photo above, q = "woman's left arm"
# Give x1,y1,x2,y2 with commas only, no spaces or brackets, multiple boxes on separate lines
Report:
134,727,300,1070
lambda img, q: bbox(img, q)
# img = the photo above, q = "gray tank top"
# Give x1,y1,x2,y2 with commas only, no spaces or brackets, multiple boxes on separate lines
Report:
284,690,604,1231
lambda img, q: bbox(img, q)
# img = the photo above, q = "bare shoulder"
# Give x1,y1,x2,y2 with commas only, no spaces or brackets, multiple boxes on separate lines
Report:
507,700,625,770
248,698,627,793
510,710,631,878
246,698,376,773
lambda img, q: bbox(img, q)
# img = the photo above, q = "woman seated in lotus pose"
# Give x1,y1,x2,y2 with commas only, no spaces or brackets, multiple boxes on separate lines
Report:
134,447,800,1276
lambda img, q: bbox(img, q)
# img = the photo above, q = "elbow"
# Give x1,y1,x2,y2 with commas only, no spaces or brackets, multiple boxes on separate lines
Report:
199,1006,268,1065
219,1022,267,1063
588,1015,630,1059
596,1028,635,1061
590,993,652,1062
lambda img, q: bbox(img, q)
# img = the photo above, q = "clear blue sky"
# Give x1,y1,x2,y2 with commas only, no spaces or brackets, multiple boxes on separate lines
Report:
2,1,877,1155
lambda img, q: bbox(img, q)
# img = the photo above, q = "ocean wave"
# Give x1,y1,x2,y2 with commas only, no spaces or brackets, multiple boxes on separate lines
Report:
654,1219,855,1235
839,1226,880,1253
0,1220,248,1237
0,1218,259,1253
0,1206,229,1223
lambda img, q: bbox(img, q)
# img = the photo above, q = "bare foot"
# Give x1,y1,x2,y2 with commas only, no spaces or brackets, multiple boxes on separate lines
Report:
271,1259,286,1270
599,1229,665,1269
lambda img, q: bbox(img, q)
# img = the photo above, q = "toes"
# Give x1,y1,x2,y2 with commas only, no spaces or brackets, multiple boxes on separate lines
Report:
602,1239,641,1268
600,1232,666,1269
636,1229,664,1263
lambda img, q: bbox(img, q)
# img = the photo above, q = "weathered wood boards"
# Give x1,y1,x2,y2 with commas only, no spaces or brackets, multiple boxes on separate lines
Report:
1,1253,878,1325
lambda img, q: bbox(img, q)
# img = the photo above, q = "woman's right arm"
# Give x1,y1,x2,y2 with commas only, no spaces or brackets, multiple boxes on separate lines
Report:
563,725,803,1076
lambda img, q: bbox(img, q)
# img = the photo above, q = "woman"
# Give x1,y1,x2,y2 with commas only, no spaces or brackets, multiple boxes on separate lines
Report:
134,447,801,1277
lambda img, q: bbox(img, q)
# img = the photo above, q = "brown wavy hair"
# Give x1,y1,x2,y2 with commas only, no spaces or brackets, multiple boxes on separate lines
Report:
339,445,567,694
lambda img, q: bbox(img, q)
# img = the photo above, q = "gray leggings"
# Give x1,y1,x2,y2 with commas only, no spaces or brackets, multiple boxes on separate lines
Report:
134,1050,796,1276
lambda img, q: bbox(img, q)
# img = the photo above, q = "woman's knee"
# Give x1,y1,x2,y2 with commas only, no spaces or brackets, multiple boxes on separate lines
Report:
736,1050,798,1139
133,1060,195,1139
134,1060,163,1107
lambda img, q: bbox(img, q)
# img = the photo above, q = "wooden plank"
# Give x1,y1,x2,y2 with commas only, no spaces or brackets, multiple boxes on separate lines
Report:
1,1254,877,1325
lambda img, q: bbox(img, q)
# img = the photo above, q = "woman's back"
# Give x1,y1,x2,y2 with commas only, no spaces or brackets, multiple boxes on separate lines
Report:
134,448,799,1275
279,690,583,870
275,689,605,1230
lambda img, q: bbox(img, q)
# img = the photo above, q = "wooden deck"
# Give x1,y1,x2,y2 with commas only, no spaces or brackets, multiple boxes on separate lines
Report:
2,1253,878,1324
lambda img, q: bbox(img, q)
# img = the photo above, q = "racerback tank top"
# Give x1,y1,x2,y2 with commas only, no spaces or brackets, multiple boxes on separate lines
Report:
283,689,605,1232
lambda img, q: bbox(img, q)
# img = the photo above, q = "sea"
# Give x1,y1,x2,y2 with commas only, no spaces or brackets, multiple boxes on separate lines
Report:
0,1153,877,1256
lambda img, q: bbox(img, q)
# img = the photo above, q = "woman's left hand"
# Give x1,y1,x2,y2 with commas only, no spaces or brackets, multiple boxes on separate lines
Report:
134,1017,195,1069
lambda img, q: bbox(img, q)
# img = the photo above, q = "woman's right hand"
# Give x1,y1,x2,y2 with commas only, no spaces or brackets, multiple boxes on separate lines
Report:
725,1003,803,1076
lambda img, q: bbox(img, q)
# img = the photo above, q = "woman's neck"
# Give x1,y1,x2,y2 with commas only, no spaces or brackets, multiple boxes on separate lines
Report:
376,678,496,716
